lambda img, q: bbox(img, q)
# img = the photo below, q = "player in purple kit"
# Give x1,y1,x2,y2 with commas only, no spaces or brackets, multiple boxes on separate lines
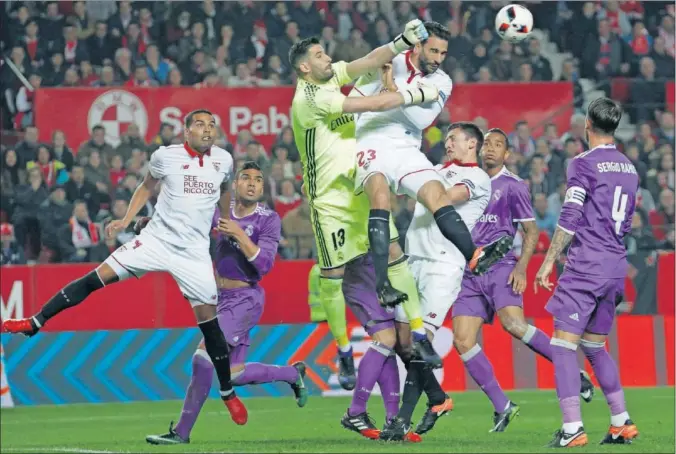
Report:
535,98,639,448
447,129,594,435
146,162,308,445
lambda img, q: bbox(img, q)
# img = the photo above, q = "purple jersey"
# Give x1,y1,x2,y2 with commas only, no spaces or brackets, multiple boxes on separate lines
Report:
212,203,281,283
471,167,535,263
557,144,639,278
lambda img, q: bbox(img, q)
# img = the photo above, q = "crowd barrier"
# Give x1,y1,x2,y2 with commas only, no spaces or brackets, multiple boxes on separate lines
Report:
34,83,574,149
1,254,673,405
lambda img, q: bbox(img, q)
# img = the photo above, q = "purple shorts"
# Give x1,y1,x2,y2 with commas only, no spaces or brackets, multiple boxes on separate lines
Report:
217,285,264,365
452,262,522,324
343,254,394,335
546,270,623,336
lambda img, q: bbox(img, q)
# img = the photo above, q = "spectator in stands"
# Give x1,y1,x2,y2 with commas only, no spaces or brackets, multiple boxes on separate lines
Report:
559,58,584,109
647,152,675,198
145,44,170,85
657,111,675,144
274,126,299,162
150,123,176,149
467,42,489,79
114,173,139,202
547,181,567,222
107,0,134,41
79,60,98,86
40,1,65,47
72,1,94,40
109,154,127,188
114,47,133,82
92,64,116,87
228,61,257,87
22,18,49,67
167,68,183,87
1,46,27,94
293,1,323,37
87,21,115,67
64,165,99,217
0,223,25,266
599,0,632,37
58,200,108,263
194,1,222,47
105,199,134,250
26,144,68,188
319,26,339,59
244,141,270,173
8,5,30,46
367,19,391,51
137,7,160,47
266,54,290,84
78,125,114,163
516,62,534,83
446,20,473,73
336,27,371,62
126,61,158,87
535,137,563,185
560,113,589,152
509,120,536,158
125,149,149,177
657,14,675,59
59,24,89,65
12,167,48,259
490,39,516,81
275,179,302,219
14,72,41,128
177,21,210,64
629,56,665,123
533,193,557,237
84,150,111,188
281,197,315,259
271,144,295,179
62,68,81,87
543,123,564,152
527,37,553,80
627,21,652,57
527,154,555,197
580,18,630,81
650,188,675,242
3,149,26,188
41,52,64,87
14,126,39,166
274,21,300,65
266,2,291,39
651,36,676,79
37,185,72,260
181,49,211,85
122,21,148,62
625,143,649,183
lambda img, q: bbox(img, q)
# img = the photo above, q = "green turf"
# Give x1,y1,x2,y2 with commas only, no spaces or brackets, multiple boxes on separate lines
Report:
1,388,673,453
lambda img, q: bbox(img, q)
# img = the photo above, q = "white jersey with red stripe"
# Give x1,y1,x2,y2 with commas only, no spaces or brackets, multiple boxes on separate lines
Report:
142,143,234,249
351,51,453,145
405,161,491,266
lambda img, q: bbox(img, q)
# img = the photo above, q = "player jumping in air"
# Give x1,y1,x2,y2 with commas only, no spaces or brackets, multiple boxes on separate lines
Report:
145,162,308,445
448,128,594,435
535,97,639,448
352,21,513,316
2,110,248,426
380,122,491,440
289,19,434,440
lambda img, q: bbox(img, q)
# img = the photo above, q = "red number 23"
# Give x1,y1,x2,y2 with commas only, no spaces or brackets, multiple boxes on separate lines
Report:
357,149,377,167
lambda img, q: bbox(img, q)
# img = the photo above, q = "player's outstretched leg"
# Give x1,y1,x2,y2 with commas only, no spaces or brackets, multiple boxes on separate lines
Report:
233,361,308,407
547,338,588,448
2,267,111,336
414,366,453,435
364,174,407,307
195,310,247,426
319,276,356,390
497,307,594,402
580,338,638,444
147,350,214,445
416,180,513,275
388,252,441,367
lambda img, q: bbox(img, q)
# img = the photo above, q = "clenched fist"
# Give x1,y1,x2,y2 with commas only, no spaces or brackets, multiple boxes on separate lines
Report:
389,19,429,54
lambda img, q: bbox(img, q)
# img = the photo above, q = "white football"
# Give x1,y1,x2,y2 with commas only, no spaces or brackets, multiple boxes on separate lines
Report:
495,4,534,43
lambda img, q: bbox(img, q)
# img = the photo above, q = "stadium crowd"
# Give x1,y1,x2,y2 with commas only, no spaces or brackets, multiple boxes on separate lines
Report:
0,1,674,287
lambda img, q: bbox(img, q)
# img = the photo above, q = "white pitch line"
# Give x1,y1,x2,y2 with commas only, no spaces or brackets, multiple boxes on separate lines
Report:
1,448,121,454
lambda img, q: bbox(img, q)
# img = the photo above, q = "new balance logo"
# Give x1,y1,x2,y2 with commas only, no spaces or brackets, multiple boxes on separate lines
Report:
569,313,580,321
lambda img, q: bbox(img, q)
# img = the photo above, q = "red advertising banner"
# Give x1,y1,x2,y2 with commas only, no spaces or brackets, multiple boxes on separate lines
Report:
667,81,675,114
34,83,573,150
1,254,672,332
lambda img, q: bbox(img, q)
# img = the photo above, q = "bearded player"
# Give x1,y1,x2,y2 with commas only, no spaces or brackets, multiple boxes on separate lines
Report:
289,20,434,439
351,22,512,365
449,128,594,435
380,122,491,440
536,98,639,448
2,110,247,426
146,162,308,445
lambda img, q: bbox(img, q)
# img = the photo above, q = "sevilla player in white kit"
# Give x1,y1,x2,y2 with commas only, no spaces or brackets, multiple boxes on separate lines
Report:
350,21,511,318
380,122,491,440
2,110,248,427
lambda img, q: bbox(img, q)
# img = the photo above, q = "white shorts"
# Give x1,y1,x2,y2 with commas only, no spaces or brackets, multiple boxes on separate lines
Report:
354,136,444,198
395,256,465,331
104,232,218,307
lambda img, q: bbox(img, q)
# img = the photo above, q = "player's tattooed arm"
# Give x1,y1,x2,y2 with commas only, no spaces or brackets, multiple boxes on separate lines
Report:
516,220,539,268
219,180,232,219
542,226,573,268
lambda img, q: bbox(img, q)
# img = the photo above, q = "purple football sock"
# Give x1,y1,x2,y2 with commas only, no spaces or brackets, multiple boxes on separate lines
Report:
377,354,400,421
522,324,553,362
461,345,509,413
552,340,582,424
174,352,213,440
348,342,391,416
233,362,298,386
581,341,626,415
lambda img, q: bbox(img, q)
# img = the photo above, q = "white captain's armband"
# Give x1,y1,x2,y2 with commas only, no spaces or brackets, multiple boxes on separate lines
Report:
564,186,586,206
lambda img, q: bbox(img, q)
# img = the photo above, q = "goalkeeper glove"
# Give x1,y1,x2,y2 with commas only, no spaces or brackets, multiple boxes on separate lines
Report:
389,19,429,54
399,84,439,105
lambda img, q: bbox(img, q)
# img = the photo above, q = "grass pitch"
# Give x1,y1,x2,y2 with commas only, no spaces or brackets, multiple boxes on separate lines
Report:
1,388,673,453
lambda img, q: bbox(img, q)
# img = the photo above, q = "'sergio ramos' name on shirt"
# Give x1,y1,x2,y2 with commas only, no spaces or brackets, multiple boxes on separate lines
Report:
596,162,637,174
184,175,218,194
